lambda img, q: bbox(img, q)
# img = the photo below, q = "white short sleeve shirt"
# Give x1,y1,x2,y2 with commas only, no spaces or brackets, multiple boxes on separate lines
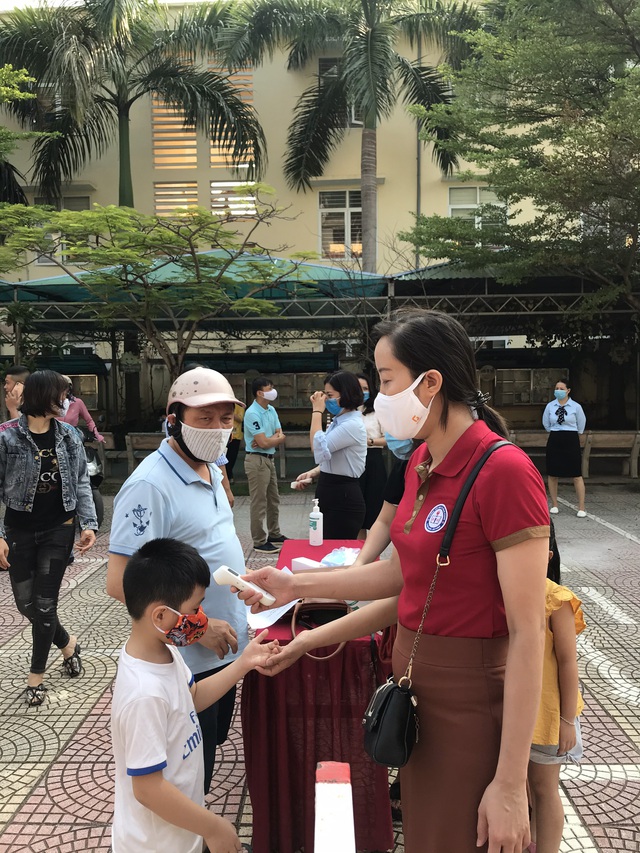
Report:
111,644,204,853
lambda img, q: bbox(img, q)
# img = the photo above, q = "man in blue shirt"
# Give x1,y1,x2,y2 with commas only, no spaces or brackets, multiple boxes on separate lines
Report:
106,367,249,795
243,377,287,554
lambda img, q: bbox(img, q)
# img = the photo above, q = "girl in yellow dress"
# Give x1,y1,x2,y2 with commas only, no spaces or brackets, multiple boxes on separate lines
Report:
528,521,586,853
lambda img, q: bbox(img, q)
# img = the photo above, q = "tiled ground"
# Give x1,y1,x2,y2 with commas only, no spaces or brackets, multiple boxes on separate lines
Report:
0,484,639,852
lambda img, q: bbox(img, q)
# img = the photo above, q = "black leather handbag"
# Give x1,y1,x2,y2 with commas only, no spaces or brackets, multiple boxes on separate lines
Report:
362,440,510,768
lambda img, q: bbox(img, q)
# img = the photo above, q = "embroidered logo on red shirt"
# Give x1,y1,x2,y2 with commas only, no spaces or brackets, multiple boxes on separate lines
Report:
425,503,448,533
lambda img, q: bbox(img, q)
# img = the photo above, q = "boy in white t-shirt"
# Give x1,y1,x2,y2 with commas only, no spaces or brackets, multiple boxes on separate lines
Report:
111,537,278,853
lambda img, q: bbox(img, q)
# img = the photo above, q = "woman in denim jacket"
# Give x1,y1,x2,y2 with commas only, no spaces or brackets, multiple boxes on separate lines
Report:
0,370,98,706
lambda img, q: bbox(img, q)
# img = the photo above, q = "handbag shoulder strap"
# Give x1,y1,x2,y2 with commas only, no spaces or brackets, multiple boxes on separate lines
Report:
438,440,511,564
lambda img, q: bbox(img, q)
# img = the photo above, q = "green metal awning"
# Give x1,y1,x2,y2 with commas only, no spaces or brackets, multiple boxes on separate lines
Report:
0,353,109,376
0,251,386,303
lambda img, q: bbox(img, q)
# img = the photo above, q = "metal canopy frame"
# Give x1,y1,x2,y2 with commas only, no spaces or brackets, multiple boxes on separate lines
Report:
2,273,638,339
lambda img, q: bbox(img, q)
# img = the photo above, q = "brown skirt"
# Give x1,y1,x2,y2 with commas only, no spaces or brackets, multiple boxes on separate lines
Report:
392,625,508,853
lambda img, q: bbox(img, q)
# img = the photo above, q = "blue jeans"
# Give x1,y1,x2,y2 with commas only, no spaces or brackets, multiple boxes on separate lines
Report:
7,522,76,674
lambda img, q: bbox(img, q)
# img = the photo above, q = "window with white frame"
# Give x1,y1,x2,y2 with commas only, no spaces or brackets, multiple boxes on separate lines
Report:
319,190,362,259
34,195,91,265
318,58,363,127
448,186,504,227
210,181,257,217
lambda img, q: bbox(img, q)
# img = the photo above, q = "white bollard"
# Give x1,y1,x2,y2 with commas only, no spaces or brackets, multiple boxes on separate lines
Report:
314,761,356,853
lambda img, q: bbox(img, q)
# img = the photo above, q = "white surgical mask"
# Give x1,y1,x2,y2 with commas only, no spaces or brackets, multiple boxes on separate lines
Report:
262,388,278,402
374,373,433,440
180,422,232,463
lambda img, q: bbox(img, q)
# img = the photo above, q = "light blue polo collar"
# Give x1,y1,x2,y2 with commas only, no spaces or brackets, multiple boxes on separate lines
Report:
157,439,219,488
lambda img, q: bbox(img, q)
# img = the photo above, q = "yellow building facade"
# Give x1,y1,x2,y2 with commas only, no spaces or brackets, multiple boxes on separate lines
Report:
4,37,487,279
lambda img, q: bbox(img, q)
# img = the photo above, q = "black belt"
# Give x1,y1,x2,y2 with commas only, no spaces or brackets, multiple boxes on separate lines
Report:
246,452,274,459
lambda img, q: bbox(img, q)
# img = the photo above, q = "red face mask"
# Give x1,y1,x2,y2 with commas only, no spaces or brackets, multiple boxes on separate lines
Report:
156,605,208,647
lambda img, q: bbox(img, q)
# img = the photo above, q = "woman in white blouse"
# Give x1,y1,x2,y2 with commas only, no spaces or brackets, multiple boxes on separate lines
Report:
542,380,587,517
356,373,388,537
299,371,367,539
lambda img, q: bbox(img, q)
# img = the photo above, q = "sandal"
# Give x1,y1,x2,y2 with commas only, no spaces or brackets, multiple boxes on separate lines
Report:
62,643,83,677
24,684,47,707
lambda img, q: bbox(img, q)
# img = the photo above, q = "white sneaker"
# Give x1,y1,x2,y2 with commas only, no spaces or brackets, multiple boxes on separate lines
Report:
577,510,587,518
550,506,559,514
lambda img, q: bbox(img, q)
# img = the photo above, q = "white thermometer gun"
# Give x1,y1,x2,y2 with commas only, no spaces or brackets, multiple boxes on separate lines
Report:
213,566,276,607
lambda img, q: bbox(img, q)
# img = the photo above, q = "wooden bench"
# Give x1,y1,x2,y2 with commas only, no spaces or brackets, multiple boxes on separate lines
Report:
277,432,313,479
581,431,640,479
98,431,128,480
508,430,549,459
126,432,165,474
509,429,639,478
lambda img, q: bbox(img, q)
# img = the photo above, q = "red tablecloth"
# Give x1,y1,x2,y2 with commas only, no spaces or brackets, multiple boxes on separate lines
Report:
241,540,394,853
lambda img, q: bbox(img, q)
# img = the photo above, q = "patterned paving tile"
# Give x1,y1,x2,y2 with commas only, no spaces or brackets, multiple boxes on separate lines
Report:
1,487,640,852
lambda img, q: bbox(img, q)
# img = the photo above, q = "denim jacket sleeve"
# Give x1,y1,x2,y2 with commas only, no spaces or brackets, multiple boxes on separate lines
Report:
0,438,6,540
71,432,98,531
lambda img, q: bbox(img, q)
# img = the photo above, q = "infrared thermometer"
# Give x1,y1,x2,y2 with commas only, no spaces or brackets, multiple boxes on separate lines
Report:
213,566,276,607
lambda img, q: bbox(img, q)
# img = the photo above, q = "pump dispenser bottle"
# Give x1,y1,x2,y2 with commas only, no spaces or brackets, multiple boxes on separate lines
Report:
309,498,323,546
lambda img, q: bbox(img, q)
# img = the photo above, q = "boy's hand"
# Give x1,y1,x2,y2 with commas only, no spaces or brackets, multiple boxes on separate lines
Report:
258,634,308,676
232,567,294,613
204,814,242,853
241,629,280,671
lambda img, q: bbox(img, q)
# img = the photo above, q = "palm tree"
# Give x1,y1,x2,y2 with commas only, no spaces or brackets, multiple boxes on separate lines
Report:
0,0,267,207
224,0,480,272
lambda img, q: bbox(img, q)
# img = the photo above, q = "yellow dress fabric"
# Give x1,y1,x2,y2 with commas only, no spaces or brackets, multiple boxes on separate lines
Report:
232,404,244,441
532,578,586,746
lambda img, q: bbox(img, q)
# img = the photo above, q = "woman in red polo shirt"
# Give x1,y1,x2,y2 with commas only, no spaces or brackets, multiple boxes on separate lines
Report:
240,309,549,853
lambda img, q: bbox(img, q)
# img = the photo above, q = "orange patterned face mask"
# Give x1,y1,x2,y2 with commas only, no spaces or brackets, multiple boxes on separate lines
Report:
156,605,208,647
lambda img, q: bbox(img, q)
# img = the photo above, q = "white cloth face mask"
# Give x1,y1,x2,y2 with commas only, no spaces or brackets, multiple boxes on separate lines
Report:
374,372,433,440
180,423,232,462
262,389,278,401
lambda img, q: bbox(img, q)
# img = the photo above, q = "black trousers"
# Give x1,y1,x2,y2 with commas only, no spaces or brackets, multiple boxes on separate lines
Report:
225,438,241,480
7,522,76,674
316,472,366,540
193,663,237,795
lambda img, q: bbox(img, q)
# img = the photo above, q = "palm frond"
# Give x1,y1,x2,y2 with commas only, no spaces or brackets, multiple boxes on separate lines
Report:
394,54,457,174
84,0,161,44
343,19,397,123
163,2,235,64
139,61,267,180
0,6,103,124
395,0,482,69
283,75,349,190
220,0,345,70
30,101,116,203
0,160,28,204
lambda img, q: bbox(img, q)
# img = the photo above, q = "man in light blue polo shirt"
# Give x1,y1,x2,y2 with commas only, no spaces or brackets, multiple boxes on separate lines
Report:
243,376,286,554
107,367,249,795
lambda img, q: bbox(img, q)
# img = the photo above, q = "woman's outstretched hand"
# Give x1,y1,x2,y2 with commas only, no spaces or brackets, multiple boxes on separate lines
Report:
233,567,296,613
256,634,309,676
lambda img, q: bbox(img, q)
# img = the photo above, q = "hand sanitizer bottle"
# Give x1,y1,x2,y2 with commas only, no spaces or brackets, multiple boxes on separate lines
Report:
309,498,323,546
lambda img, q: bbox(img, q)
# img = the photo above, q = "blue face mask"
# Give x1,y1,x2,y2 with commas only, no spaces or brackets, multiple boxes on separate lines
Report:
554,389,568,400
362,391,370,403
325,398,342,416
385,433,416,461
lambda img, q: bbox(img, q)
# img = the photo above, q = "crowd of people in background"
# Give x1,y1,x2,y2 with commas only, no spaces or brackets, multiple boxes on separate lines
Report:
0,318,589,853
